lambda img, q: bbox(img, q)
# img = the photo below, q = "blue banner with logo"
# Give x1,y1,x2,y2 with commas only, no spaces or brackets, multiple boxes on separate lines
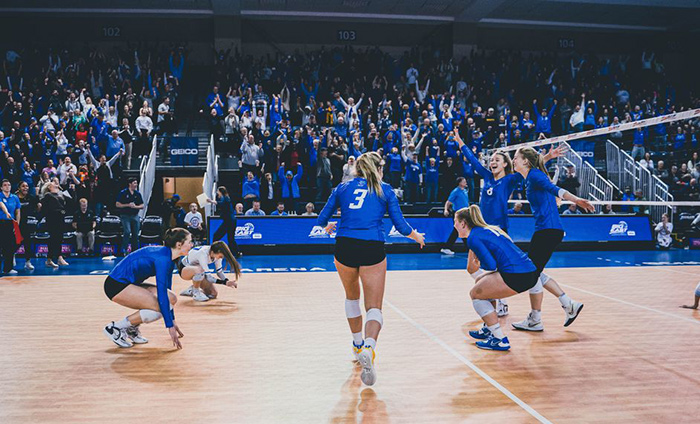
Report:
170,137,199,166
208,215,652,246
569,140,595,165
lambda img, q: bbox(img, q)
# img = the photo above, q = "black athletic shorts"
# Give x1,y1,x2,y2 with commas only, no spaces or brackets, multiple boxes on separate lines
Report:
334,236,386,268
177,257,186,275
501,271,539,293
528,229,565,274
104,276,152,300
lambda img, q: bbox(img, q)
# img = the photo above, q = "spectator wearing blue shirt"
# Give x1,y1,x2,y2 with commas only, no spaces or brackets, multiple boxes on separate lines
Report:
507,202,525,215
90,113,110,147
0,179,21,274
387,148,403,188
441,177,470,253
424,157,439,204
631,127,647,161
673,126,686,152
270,202,288,216
279,163,303,213
583,100,597,130
533,99,557,137
518,112,534,141
115,177,145,255
206,86,225,117
106,130,125,160
403,153,422,204
241,171,260,210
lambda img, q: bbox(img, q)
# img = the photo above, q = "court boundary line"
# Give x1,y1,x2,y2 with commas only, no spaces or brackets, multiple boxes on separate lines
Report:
558,280,700,326
385,301,553,424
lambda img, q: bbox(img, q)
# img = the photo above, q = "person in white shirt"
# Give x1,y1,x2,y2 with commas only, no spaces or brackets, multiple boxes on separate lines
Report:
655,213,673,249
569,94,586,130
342,156,356,183
178,242,242,302
406,64,419,85
57,156,78,185
301,202,317,216
135,110,154,156
639,152,654,171
184,203,204,239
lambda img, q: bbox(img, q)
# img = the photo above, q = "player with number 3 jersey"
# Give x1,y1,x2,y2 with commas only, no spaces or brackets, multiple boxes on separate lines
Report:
317,152,424,386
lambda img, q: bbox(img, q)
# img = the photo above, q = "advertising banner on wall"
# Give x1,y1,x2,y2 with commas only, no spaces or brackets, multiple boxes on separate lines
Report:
208,215,653,246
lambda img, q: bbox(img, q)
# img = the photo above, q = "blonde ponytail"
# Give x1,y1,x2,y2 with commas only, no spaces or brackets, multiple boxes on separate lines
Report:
455,205,510,239
515,146,549,174
355,151,384,197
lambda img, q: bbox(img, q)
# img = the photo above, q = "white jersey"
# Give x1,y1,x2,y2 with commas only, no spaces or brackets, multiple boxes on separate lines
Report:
182,245,226,279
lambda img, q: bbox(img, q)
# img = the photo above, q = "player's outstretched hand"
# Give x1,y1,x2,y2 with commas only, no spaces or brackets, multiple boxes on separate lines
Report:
324,222,337,235
169,325,184,349
575,198,595,213
409,230,425,248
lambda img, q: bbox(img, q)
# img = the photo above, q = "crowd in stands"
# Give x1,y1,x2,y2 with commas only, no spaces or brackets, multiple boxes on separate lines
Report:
203,46,700,215
0,44,185,269
1,42,699,270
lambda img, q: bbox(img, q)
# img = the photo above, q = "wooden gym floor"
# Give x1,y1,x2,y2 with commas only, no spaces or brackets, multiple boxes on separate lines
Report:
1,266,699,423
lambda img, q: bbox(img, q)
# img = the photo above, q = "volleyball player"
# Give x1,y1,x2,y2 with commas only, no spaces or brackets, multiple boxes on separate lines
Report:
680,282,700,309
455,205,538,351
318,151,425,386
103,228,192,349
510,147,594,332
455,133,565,317
179,241,242,302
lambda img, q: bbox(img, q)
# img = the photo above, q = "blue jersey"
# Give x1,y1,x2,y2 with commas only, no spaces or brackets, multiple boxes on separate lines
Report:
0,192,20,221
317,177,413,242
467,227,536,274
525,168,563,232
108,246,177,328
448,186,469,211
461,146,521,230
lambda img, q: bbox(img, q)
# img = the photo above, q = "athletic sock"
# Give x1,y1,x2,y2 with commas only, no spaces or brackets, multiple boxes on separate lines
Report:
487,323,506,339
365,337,376,349
531,309,542,322
558,293,573,309
114,317,131,329
352,332,363,347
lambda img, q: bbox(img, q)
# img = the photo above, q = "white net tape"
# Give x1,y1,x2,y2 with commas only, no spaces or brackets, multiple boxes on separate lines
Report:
493,108,700,153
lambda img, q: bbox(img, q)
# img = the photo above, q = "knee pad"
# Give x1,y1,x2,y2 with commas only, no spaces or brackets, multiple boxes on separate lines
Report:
345,299,362,319
472,299,495,317
366,308,383,328
695,282,700,297
193,272,206,282
139,309,163,324
539,272,551,286
529,279,544,294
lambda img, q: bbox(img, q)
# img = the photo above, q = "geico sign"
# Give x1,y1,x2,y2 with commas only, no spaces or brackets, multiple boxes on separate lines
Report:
578,151,594,157
170,148,199,155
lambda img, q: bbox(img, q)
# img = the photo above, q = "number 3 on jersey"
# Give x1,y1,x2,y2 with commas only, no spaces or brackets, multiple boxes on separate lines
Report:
349,189,368,209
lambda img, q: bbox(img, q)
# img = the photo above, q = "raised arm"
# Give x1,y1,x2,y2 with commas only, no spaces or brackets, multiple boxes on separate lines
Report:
455,133,491,179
